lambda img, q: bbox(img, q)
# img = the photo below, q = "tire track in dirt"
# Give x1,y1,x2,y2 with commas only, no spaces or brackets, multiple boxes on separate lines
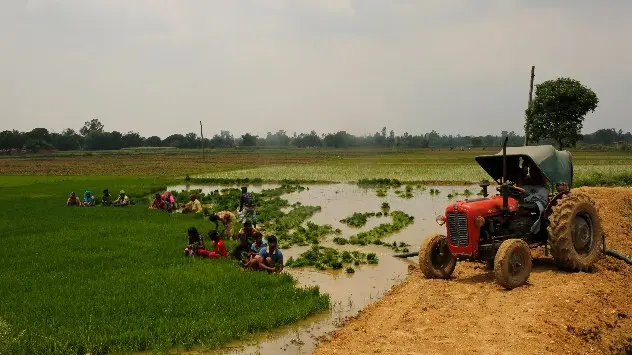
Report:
314,187,632,355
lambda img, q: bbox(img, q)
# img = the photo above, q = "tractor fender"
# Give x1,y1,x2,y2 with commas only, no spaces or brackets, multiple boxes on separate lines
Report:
545,191,570,216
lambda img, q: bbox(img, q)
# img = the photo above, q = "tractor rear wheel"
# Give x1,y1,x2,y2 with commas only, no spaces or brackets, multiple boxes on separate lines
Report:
548,191,603,271
494,239,532,290
419,234,456,279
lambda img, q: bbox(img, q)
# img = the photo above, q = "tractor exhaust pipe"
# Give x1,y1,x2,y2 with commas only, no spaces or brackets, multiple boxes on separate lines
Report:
502,136,509,213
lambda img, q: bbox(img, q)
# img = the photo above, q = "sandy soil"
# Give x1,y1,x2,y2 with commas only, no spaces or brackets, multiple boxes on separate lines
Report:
314,187,632,355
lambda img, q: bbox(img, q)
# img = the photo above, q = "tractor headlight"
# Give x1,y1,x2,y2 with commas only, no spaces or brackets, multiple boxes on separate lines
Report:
475,216,485,228
436,215,446,226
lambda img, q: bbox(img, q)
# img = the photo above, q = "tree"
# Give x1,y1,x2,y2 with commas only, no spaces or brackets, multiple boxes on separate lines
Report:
240,133,258,147
525,77,598,150
122,131,144,148
471,137,482,147
52,129,82,150
145,136,162,147
80,119,105,136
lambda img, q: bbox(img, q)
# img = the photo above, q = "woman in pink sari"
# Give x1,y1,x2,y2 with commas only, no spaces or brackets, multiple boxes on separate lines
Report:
162,191,176,212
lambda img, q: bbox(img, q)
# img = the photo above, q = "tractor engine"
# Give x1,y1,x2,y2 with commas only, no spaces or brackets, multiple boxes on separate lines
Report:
440,195,521,259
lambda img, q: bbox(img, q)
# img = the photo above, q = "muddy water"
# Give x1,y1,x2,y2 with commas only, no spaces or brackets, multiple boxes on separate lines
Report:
167,183,478,354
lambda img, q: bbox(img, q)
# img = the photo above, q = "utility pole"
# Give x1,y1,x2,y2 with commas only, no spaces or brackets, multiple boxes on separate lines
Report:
524,66,535,146
200,121,205,159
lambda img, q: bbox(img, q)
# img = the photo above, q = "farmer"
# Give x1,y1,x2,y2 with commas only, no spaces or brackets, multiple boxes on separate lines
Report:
184,226,206,256
161,191,176,212
207,230,228,257
254,235,284,273
83,190,95,207
182,194,202,214
209,210,236,239
232,221,258,262
515,165,548,234
67,192,81,206
101,189,111,206
238,187,257,227
250,231,267,257
149,193,166,210
112,190,130,206
244,232,267,268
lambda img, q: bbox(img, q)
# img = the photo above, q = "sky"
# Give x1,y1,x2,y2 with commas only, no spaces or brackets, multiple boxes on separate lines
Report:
1,0,631,138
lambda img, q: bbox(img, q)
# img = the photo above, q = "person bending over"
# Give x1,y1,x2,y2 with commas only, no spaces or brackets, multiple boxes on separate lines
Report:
209,210,236,239
183,194,202,214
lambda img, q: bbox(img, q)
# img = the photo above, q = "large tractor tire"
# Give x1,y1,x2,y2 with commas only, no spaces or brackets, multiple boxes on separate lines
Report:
419,234,456,279
548,191,603,271
494,239,532,290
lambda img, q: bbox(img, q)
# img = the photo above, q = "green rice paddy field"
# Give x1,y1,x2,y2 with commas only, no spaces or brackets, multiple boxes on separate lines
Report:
0,148,630,354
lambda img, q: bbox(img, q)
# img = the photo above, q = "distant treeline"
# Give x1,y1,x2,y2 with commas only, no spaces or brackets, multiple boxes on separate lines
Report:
1,119,631,152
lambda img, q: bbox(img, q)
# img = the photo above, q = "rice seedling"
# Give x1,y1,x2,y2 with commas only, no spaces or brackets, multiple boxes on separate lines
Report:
334,211,415,246
285,246,378,271
0,176,329,354
340,212,378,228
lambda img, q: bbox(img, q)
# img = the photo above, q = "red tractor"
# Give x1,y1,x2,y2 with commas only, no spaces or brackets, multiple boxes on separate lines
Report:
419,138,603,289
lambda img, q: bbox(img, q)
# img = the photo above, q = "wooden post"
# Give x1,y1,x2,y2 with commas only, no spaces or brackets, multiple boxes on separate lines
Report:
524,66,535,146
200,121,205,159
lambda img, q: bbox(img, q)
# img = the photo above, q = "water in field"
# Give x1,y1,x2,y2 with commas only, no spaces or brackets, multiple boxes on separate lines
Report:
167,183,478,355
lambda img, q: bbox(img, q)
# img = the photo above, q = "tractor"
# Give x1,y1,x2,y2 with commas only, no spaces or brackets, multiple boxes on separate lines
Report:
419,138,603,289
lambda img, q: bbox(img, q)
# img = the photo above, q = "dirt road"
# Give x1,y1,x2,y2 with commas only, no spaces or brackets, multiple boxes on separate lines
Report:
314,187,632,355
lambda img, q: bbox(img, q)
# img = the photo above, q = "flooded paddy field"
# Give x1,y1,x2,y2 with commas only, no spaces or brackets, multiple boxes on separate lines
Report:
168,183,477,354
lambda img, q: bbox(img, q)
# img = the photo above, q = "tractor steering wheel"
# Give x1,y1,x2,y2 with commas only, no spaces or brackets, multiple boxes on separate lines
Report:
496,184,528,199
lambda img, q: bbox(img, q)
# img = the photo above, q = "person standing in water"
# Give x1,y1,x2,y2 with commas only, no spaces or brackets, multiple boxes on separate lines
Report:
238,187,257,227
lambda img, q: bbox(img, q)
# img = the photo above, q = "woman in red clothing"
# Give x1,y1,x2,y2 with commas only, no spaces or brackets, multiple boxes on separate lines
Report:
184,227,227,258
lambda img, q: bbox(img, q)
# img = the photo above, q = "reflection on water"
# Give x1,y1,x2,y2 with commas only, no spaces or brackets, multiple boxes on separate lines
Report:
166,183,479,354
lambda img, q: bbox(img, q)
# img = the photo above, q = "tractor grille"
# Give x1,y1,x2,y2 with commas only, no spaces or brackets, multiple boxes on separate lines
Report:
447,212,469,247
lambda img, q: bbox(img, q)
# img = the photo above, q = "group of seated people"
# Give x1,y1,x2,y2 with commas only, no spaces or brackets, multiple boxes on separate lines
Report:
148,192,202,214
67,189,130,207
184,220,284,273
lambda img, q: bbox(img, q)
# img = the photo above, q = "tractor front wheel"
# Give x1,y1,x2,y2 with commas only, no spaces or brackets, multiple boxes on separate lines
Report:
494,239,532,290
419,234,456,279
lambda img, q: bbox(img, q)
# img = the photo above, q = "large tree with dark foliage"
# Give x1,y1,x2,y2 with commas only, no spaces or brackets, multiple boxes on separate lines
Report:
525,78,598,150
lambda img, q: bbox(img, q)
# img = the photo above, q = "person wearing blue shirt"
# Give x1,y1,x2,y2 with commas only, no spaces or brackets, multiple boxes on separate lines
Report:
256,235,283,273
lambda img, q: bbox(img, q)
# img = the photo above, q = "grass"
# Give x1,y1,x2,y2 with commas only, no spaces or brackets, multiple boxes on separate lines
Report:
0,176,329,354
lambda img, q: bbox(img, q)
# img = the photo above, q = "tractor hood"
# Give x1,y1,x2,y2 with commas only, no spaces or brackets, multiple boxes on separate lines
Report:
475,145,573,186
445,195,518,217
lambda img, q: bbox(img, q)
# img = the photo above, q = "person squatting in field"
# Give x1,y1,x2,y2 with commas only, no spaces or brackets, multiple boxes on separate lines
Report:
182,194,203,214
67,192,82,206
238,187,256,227
243,232,267,267
112,190,130,207
148,193,166,210
83,190,95,207
232,220,258,262
161,191,176,212
249,235,284,273
101,189,111,206
209,210,237,239
184,227,227,258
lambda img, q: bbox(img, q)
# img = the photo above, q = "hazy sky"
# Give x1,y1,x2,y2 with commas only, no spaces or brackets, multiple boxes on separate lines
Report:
1,0,631,138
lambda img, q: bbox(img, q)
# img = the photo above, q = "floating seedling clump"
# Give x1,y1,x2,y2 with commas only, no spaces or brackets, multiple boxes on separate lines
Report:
340,212,378,228
285,245,379,271
334,211,414,246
